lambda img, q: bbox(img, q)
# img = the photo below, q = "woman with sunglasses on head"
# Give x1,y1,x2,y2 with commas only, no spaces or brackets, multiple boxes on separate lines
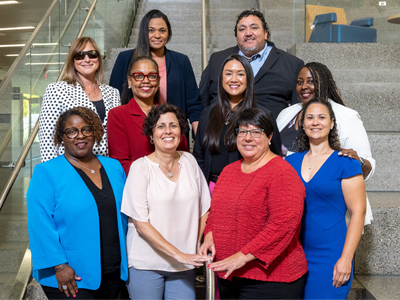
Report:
109,9,202,136
28,107,128,299
107,56,189,175
39,37,120,162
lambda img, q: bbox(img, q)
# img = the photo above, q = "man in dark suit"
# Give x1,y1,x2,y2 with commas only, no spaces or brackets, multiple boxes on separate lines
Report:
199,9,304,119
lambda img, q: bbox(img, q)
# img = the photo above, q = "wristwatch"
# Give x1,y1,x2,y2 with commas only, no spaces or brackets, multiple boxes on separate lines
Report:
360,157,366,168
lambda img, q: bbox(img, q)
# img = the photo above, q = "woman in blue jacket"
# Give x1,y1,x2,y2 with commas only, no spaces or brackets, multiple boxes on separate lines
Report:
27,107,128,299
109,9,202,134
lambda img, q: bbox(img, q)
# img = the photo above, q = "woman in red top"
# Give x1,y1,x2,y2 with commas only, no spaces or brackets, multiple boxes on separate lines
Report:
199,108,308,299
107,56,188,175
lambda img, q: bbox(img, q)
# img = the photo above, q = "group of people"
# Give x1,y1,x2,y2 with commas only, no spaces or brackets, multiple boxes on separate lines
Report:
26,7,374,300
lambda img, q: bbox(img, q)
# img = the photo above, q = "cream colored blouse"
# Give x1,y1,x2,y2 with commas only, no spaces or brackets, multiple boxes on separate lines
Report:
121,152,211,272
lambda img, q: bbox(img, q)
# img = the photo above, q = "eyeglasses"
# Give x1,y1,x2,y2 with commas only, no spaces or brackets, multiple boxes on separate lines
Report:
235,128,264,138
131,72,159,82
73,50,99,60
63,126,95,139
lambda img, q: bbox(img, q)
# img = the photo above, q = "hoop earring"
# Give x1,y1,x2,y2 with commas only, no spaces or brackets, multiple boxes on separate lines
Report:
150,138,154,144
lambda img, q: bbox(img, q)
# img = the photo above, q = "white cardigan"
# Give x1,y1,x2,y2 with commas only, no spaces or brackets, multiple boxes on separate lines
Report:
39,81,121,162
277,99,375,225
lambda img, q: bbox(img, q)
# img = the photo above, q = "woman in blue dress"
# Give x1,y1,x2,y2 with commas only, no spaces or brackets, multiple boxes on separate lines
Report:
286,98,366,299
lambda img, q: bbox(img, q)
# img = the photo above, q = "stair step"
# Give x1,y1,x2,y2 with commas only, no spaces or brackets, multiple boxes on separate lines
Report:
355,275,400,300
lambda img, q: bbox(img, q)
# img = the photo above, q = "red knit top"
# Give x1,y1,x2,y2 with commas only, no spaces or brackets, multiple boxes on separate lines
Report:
204,156,308,282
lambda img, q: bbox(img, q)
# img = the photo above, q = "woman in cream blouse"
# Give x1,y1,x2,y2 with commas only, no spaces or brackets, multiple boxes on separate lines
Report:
121,103,210,300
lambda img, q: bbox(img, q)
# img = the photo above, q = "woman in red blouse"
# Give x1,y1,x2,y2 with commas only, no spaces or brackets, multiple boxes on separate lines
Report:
199,108,308,299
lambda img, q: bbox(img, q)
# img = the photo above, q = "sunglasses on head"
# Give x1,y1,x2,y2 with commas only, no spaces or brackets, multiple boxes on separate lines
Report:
73,50,99,60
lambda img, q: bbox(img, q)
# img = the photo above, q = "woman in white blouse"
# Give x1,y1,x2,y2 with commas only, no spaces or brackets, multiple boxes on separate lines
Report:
121,103,210,300
39,37,120,162
277,62,374,225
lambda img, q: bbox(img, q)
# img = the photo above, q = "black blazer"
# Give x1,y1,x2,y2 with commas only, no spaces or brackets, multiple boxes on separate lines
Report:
109,48,202,123
199,42,304,119
193,104,282,183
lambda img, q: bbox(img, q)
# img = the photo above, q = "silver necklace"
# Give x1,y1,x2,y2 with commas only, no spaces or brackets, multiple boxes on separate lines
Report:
155,152,175,178
86,84,99,96
73,156,96,174
307,150,331,170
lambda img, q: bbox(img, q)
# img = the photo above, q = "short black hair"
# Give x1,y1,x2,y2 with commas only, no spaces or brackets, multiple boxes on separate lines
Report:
54,107,104,146
142,103,187,139
234,108,274,138
234,9,270,40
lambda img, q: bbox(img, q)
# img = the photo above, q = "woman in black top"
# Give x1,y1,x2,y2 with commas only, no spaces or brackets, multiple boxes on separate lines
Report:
27,107,128,299
193,54,281,191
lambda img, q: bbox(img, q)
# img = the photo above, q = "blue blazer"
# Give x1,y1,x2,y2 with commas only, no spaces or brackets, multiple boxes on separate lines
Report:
27,155,128,289
109,47,202,123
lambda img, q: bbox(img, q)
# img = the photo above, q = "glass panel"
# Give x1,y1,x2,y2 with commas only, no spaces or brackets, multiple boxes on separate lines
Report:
294,0,400,43
0,0,137,298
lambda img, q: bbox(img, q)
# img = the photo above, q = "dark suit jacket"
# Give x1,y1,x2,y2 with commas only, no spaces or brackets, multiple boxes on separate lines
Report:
193,104,282,183
107,98,189,175
199,42,304,119
109,48,202,123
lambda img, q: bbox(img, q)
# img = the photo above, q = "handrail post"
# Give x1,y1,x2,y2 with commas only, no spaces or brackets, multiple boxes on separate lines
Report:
206,253,215,300
201,0,207,71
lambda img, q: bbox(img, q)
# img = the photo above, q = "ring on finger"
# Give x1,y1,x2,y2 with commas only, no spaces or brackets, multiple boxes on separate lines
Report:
62,285,68,290
344,278,349,281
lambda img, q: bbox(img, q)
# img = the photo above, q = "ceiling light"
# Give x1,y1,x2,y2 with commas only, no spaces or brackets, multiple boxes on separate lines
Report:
6,53,68,57
0,26,35,31
0,44,25,48
0,1,19,5
0,43,58,48
25,62,64,65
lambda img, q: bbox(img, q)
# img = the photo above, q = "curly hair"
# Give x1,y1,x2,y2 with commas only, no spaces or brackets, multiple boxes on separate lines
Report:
54,107,104,147
303,62,345,106
234,9,271,40
297,98,341,152
142,103,187,139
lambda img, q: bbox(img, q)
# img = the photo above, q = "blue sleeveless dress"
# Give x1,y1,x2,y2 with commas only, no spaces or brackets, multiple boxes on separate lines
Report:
286,151,362,299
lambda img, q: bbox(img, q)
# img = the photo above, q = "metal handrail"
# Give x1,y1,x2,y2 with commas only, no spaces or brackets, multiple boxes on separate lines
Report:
0,0,98,211
0,0,83,161
201,0,208,70
206,254,215,300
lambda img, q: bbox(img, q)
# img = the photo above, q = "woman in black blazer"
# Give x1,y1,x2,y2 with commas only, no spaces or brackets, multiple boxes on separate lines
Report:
109,9,202,134
193,54,281,189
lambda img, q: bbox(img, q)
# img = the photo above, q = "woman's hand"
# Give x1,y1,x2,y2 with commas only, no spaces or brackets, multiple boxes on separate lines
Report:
208,252,255,279
198,232,215,258
173,252,210,268
332,256,352,288
55,264,81,297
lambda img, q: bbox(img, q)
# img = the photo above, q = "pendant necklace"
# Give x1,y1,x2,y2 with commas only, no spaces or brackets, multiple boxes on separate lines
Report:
86,84,99,96
225,107,238,125
307,150,331,170
72,156,96,174
155,152,175,178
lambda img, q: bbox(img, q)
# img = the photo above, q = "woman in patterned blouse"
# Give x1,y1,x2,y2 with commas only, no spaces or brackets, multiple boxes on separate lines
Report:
39,36,120,162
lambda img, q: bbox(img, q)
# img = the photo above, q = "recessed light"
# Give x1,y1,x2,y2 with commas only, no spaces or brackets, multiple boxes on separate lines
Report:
0,26,35,31
0,1,19,5
0,43,58,48
0,44,25,48
6,53,68,57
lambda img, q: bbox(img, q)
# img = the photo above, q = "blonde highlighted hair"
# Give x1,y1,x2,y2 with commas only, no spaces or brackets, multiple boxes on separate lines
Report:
62,37,103,86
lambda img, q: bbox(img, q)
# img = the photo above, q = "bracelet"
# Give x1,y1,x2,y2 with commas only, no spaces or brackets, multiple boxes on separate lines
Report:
55,263,67,273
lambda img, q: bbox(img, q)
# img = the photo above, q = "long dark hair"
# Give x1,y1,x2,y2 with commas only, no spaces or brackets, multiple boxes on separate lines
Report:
133,9,172,59
120,56,159,105
297,98,341,152
203,54,257,154
303,62,345,106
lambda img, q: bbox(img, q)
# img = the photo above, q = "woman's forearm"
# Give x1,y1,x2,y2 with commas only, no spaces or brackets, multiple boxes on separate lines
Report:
341,212,365,260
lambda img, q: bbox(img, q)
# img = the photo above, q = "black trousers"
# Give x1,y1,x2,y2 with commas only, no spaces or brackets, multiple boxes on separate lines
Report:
42,271,124,300
218,273,306,299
